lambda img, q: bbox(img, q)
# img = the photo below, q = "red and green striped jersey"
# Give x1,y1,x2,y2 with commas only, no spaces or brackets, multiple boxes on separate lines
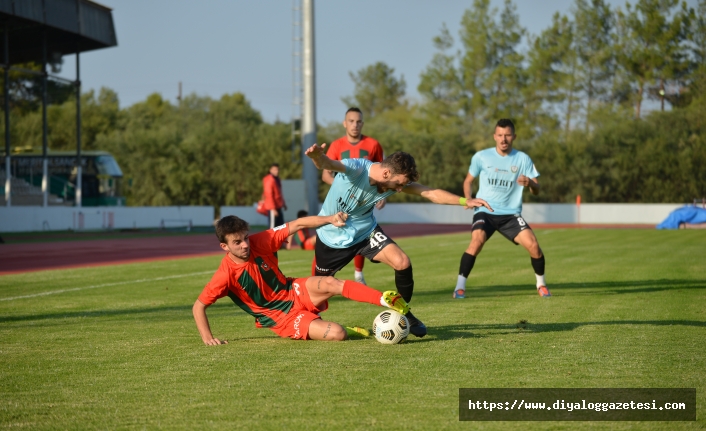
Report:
327,135,383,162
198,224,295,328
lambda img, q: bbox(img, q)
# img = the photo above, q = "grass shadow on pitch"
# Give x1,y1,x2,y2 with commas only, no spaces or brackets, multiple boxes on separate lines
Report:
417,319,706,342
0,302,244,325
407,278,706,299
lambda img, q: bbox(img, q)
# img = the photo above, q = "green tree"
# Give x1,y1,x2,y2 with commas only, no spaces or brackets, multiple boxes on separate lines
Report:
9,87,119,151
525,12,574,137
342,62,406,117
97,92,296,209
680,0,706,109
614,0,691,118
419,0,527,142
573,0,615,130
480,0,527,122
0,62,73,115
418,23,465,126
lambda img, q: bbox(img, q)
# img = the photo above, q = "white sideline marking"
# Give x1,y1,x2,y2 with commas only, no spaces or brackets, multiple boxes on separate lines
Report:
0,271,214,302
280,259,309,265
0,259,311,302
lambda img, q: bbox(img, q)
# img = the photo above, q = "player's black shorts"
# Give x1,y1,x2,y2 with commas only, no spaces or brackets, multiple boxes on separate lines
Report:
313,225,396,276
471,212,532,245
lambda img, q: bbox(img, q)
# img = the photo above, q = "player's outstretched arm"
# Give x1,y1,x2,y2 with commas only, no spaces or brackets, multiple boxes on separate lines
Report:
305,143,346,173
322,169,336,185
193,299,228,346
463,173,475,199
288,212,348,235
402,183,493,211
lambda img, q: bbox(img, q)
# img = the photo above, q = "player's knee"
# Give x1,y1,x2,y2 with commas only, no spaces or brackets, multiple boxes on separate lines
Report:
468,239,484,254
326,323,347,341
391,253,410,271
323,276,344,293
471,232,486,244
527,242,541,257
468,240,483,250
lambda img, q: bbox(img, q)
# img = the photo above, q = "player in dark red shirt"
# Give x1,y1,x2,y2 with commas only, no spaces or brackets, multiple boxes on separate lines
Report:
262,163,287,229
193,212,409,343
320,107,384,285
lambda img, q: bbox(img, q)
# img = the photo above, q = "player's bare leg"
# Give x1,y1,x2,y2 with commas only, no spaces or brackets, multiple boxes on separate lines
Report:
308,319,347,341
513,228,541,258
304,276,407,312
514,229,550,297
373,244,427,337
372,243,410,271
303,276,408,340
454,229,488,298
305,276,345,305
466,228,488,256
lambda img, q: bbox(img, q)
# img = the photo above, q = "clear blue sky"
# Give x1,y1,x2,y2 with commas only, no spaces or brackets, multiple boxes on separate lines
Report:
56,0,697,124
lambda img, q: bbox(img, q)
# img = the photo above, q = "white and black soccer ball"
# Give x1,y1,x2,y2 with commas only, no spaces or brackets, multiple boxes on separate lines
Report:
372,310,409,344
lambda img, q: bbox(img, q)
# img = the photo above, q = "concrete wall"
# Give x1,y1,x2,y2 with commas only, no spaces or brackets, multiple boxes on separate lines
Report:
562,203,684,224
281,179,307,221
372,203,683,225
0,206,214,232
222,202,683,226
219,206,263,226
0,202,685,233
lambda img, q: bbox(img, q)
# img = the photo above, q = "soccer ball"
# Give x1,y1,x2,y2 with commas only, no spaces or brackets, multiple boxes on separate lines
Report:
372,310,409,344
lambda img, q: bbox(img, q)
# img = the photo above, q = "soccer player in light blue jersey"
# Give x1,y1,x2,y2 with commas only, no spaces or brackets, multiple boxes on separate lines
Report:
306,144,492,337
453,119,551,299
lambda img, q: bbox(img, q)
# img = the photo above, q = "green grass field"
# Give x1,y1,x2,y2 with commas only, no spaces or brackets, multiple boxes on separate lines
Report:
1,229,704,430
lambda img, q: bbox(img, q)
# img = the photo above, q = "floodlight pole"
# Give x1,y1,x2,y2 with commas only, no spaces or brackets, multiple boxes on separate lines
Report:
42,30,48,207
301,0,319,214
4,22,10,206
75,50,82,208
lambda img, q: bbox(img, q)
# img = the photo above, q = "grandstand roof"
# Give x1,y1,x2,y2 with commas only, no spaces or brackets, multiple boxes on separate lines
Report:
0,0,117,65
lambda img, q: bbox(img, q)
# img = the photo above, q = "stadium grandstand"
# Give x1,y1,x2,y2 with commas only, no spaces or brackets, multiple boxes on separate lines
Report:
1,0,117,207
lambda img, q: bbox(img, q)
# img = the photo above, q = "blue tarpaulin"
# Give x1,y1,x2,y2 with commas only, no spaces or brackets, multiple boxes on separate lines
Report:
656,206,706,229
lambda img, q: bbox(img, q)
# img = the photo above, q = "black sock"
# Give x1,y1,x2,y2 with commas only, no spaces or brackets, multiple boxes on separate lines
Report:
459,252,476,278
395,265,414,303
531,254,545,275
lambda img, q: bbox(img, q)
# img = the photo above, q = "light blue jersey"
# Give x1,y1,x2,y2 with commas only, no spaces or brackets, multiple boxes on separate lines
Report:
317,158,396,248
469,147,539,216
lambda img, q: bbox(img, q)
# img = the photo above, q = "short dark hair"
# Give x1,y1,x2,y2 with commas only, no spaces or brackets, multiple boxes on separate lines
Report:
215,215,249,243
297,210,308,218
269,163,279,169
346,107,362,116
381,151,419,183
495,118,515,133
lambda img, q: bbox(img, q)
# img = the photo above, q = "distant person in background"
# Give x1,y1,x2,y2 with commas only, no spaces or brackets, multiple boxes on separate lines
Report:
320,107,384,285
453,118,550,299
262,163,287,229
286,210,317,250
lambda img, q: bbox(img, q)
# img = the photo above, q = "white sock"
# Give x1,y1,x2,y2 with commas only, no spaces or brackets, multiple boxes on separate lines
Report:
455,275,467,291
535,274,546,288
355,270,364,278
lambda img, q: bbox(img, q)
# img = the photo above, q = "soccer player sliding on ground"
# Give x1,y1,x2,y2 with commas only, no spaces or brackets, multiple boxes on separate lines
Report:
193,212,409,343
453,118,551,299
305,145,492,338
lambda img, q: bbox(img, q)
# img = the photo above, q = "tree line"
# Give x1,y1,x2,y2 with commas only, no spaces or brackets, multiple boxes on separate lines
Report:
2,0,705,207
